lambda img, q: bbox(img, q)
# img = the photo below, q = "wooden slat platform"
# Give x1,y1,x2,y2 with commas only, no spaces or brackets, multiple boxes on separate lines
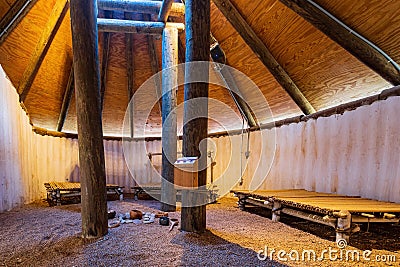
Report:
44,181,124,206
231,189,400,213
231,189,400,244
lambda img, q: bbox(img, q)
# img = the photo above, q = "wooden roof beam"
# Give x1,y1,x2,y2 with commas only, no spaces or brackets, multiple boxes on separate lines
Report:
18,0,70,102
0,0,39,45
98,0,185,17
97,18,184,34
56,65,74,132
279,0,400,86
143,14,162,115
212,0,315,115
125,12,135,138
158,0,174,22
100,11,113,111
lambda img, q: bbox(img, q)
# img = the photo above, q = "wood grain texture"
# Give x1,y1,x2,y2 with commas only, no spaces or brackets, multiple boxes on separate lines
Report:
279,0,400,85
97,18,185,34
18,0,68,102
161,26,178,211
100,10,112,110
213,0,315,115
158,0,174,22
98,0,185,18
0,0,39,44
70,0,107,238
56,64,74,131
0,0,398,137
313,0,400,72
125,12,134,138
181,0,210,233
230,0,391,111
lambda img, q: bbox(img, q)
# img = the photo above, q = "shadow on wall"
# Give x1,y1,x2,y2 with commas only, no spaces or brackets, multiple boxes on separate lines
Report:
67,165,80,183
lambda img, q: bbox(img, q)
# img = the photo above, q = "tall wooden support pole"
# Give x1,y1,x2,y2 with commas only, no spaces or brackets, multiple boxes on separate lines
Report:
161,27,178,212
70,0,108,238
181,0,210,233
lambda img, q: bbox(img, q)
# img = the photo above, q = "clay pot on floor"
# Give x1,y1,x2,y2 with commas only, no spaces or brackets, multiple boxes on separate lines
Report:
130,209,143,220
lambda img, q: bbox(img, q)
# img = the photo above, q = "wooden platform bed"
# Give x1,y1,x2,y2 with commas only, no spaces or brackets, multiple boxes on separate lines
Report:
44,182,124,206
231,189,400,243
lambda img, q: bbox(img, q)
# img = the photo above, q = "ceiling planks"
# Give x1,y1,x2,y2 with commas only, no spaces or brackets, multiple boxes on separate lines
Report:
0,0,39,44
212,0,316,115
18,0,69,102
56,64,74,132
279,0,400,86
100,10,113,110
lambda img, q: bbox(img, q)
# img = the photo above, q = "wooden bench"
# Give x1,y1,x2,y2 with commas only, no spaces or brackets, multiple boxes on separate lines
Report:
44,181,124,206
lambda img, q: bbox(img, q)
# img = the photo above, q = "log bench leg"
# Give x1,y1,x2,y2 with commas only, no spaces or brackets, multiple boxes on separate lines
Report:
117,187,124,201
238,195,247,211
272,201,281,222
335,210,351,244
56,189,61,206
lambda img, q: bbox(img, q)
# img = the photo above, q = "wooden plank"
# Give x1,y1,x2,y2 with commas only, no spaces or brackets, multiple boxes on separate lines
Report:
143,14,162,115
18,0,70,102
98,0,185,17
279,0,400,86
161,26,178,212
70,0,108,238
57,64,74,132
212,0,316,115
125,12,135,138
181,0,210,233
158,0,174,22
97,18,185,34
0,0,39,44
100,10,113,111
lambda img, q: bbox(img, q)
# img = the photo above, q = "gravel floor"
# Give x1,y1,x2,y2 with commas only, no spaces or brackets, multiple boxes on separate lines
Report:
0,197,399,267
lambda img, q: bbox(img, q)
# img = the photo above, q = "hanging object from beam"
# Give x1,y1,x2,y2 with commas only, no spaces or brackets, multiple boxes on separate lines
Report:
97,18,184,34
98,0,185,17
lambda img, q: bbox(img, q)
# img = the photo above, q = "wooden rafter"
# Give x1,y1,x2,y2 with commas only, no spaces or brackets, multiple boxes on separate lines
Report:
158,0,175,22
97,18,185,34
210,33,258,127
212,0,316,115
98,0,185,17
56,64,74,132
100,10,113,111
279,0,400,86
124,12,135,138
18,0,69,102
0,0,39,44
143,14,162,114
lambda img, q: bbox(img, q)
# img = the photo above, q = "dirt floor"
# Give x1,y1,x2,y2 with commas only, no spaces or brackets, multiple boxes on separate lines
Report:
0,197,399,267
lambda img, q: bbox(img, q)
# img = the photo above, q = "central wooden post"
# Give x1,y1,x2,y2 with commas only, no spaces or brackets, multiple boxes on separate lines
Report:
70,0,108,238
161,26,178,212
181,0,210,233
